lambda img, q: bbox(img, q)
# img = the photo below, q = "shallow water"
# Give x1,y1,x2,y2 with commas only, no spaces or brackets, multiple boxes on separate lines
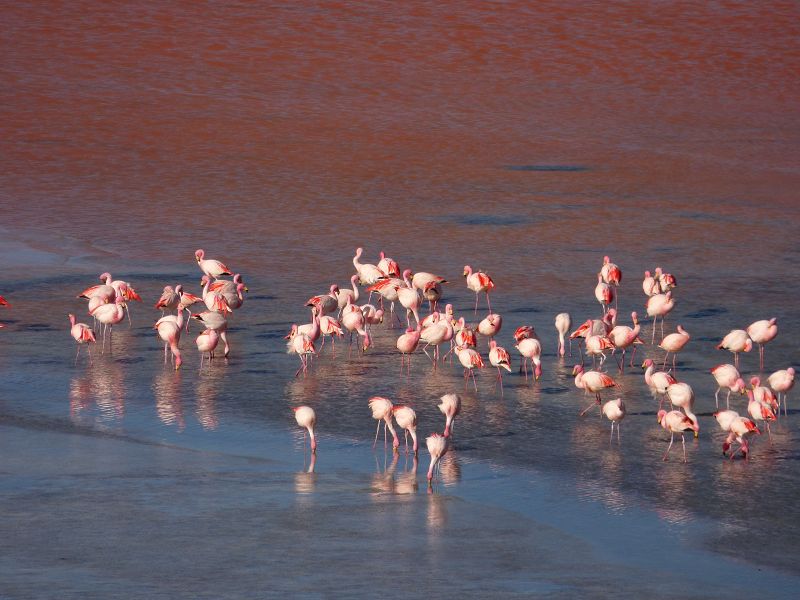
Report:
1,1,800,597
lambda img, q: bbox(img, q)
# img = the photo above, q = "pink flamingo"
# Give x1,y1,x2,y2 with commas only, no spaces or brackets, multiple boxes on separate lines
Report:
155,286,180,314
715,410,760,460
392,405,418,454
710,364,746,409
438,393,461,437
609,311,643,371
646,291,674,343
641,358,677,407
411,271,447,293
657,268,677,292
750,376,778,412
657,410,699,462
572,365,616,415
201,275,232,314
195,249,232,279
594,273,614,314
665,382,698,434
422,280,442,313
0,295,9,306
747,318,778,371
426,433,448,483
78,272,116,304
489,340,512,394
600,256,622,286
335,275,360,313
154,309,183,370
305,284,338,317
353,247,385,286
91,296,126,354
642,270,659,297
717,329,752,369
768,367,795,416
341,301,371,356
746,388,776,440
463,265,494,315
286,332,315,377
397,269,422,328
585,334,614,369
477,313,502,341
455,345,484,391
602,398,626,443
377,251,401,278
368,396,399,450
192,311,230,357
293,406,317,453
360,304,384,329
196,328,220,370
396,325,421,374
420,313,453,364
318,315,344,356
515,337,542,382
366,278,404,327
554,312,571,357
68,313,96,364
659,325,690,369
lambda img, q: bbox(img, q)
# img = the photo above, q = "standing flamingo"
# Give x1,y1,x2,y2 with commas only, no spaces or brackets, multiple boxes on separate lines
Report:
463,265,494,315
196,328,220,370
477,313,502,340
341,301,372,356
335,275,361,313
396,325,421,374
377,251,401,278
665,382,698,434
657,410,699,462
154,309,183,370
286,331,315,377
554,312,571,357
426,433,448,483
710,364,746,409
397,269,422,328
368,396,399,450
594,273,614,314
600,256,622,287
305,284,339,317
747,318,778,371
646,291,674,343
192,311,230,357
195,249,232,279
767,367,795,416
68,313,96,364
602,398,625,443
659,325,690,370
489,340,512,394
392,405,418,455
584,334,614,369
642,270,659,296
293,406,317,453
750,376,778,412
366,277,404,327
420,313,453,364
717,329,752,369
746,388,776,440
91,296,126,354
155,286,180,315
609,311,643,372
353,247,385,285
438,393,461,438
318,315,344,356
411,271,447,293
572,365,616,415
455,345,484,391
641,358,677,407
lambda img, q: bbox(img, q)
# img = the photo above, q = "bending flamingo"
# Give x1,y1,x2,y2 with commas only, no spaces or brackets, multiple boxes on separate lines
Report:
438,393,461,437
657,410,699,463
293,406,317,453
368,396,399,450
554,312,571,357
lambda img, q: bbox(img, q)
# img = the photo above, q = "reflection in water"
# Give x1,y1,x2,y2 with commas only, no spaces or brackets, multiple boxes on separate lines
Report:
69,361,126,422
654,459,697,526
371,451,399,496
395,455,419,496
153,369,184,431
195,373,219,430
439,453,461,487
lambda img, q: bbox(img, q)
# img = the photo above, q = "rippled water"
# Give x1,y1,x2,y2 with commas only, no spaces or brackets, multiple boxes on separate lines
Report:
1,1,800,597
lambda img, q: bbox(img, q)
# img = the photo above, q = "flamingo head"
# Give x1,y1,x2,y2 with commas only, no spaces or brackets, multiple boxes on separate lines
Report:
734,378,747,393
572,364,584,376
362,332,372,352
68,313,76,325
99,272,112,283
657,409,667,425
641,358,654,369
744,338,753,352
749,376,760,388
603,255,610,264
284,324,298,339
644,270,651,277
534,363,542,381
195,249,204,262
463,265,471,277
175,285,184,296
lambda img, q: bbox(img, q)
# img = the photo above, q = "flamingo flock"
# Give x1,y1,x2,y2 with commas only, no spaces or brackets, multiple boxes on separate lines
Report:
0,245,784,482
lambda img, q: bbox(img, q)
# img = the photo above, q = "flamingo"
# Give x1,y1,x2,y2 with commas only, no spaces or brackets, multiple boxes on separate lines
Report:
659,325,690,370
646,291,674,343
396,325,421,374
208,273,247,296
360,304,384,329
392,405,418,454
585,334,614,369
463,265,494,315
318,315,344,356
642,270,659,297
750,376,778,412
154,309,183,370
286,331,315,377
420,313,453,364
0,295,9,306
716,413,760,460
293,406,317,453
305,284,339,317
368,396,399,450
201,275,232,314
68,313,96,364
746,388,776,440
572,365,616,415
600,256,622,286
411,271,447,293
554,312,571,357
515,337,542,382
195,249,232,279
196,328,220,370
767,367,795,416
220,283,247,311
341,301,372,356
710,364,746,409
717,329,752,369
641,358,677,407
438,393,461,438
397,269,422,328
426,432,448,483
602,398,625,443
366,278,404,327
422,280,442,313
454,318,476,348
657,410,699,463
489,340,512,394
594,273,614,314
665,382,698,434
335,275,360,313
155,286,180,314
192,311,230,357
377,251,401,278
609,311,643,371
514,325,536,343
353,247,385,285
78,273,116,309
91,296,126,354
455,345,484,391
477,313,502,340
177,288,203,331
747,318,778,371
656,268,677,292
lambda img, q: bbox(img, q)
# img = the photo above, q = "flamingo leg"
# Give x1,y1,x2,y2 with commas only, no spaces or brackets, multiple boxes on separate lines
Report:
486,292,492,315
373,419,381,449
681,434,687,463
470,369,478,392
663,433,675,461
579,399,600,416
474,293,478,316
